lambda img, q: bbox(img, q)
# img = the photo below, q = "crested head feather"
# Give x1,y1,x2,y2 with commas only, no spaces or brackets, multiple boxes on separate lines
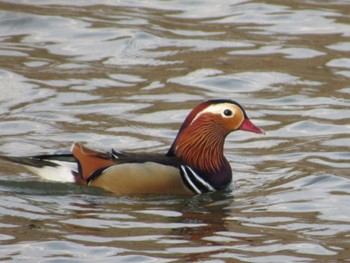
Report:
174,99,248,136
167,99,248,177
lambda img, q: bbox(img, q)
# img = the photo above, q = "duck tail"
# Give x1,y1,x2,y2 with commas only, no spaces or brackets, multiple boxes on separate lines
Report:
0,154,77,183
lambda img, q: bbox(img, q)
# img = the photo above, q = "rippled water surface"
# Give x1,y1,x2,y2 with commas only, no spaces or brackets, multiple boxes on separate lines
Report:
0,0,350,262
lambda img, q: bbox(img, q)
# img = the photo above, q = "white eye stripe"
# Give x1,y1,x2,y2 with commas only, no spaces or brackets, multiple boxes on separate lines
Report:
190,103,237,125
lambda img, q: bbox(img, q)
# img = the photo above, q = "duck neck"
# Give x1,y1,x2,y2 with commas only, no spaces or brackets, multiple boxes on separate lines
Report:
167,118,232,186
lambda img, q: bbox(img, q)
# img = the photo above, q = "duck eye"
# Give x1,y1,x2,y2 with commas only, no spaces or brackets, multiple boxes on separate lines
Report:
223,109,233,117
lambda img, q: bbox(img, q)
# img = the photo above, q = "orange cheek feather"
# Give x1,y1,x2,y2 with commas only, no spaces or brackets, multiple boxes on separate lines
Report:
223,109,244,131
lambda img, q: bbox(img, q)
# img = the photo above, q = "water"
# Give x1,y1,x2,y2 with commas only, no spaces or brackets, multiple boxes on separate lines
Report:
0,0,349,262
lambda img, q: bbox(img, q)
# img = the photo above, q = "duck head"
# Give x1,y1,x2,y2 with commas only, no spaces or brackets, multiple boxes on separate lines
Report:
167,99,264,175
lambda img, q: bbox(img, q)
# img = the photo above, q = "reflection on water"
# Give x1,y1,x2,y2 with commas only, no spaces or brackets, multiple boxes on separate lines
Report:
0,0,350,262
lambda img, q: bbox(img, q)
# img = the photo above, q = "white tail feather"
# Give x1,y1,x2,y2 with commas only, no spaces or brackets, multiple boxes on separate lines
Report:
24,160,77,183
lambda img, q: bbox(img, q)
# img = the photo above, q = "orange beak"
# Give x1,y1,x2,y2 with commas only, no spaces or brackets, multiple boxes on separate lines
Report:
239,118,265,134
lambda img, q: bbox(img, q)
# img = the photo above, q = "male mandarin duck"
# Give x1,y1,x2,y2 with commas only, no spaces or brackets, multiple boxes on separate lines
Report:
1,99,264,195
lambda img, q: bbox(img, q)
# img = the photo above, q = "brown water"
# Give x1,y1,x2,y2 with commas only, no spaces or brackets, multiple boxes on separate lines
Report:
0,0,349,262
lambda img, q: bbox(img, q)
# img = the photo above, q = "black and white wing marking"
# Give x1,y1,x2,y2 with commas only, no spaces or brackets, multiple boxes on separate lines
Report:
180,165,215,194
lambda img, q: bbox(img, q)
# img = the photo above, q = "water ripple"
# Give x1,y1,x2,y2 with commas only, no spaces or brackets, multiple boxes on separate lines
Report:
0,1,349,262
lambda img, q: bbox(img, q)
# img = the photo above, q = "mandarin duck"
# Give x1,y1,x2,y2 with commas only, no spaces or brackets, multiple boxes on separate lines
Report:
1,99,264,195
